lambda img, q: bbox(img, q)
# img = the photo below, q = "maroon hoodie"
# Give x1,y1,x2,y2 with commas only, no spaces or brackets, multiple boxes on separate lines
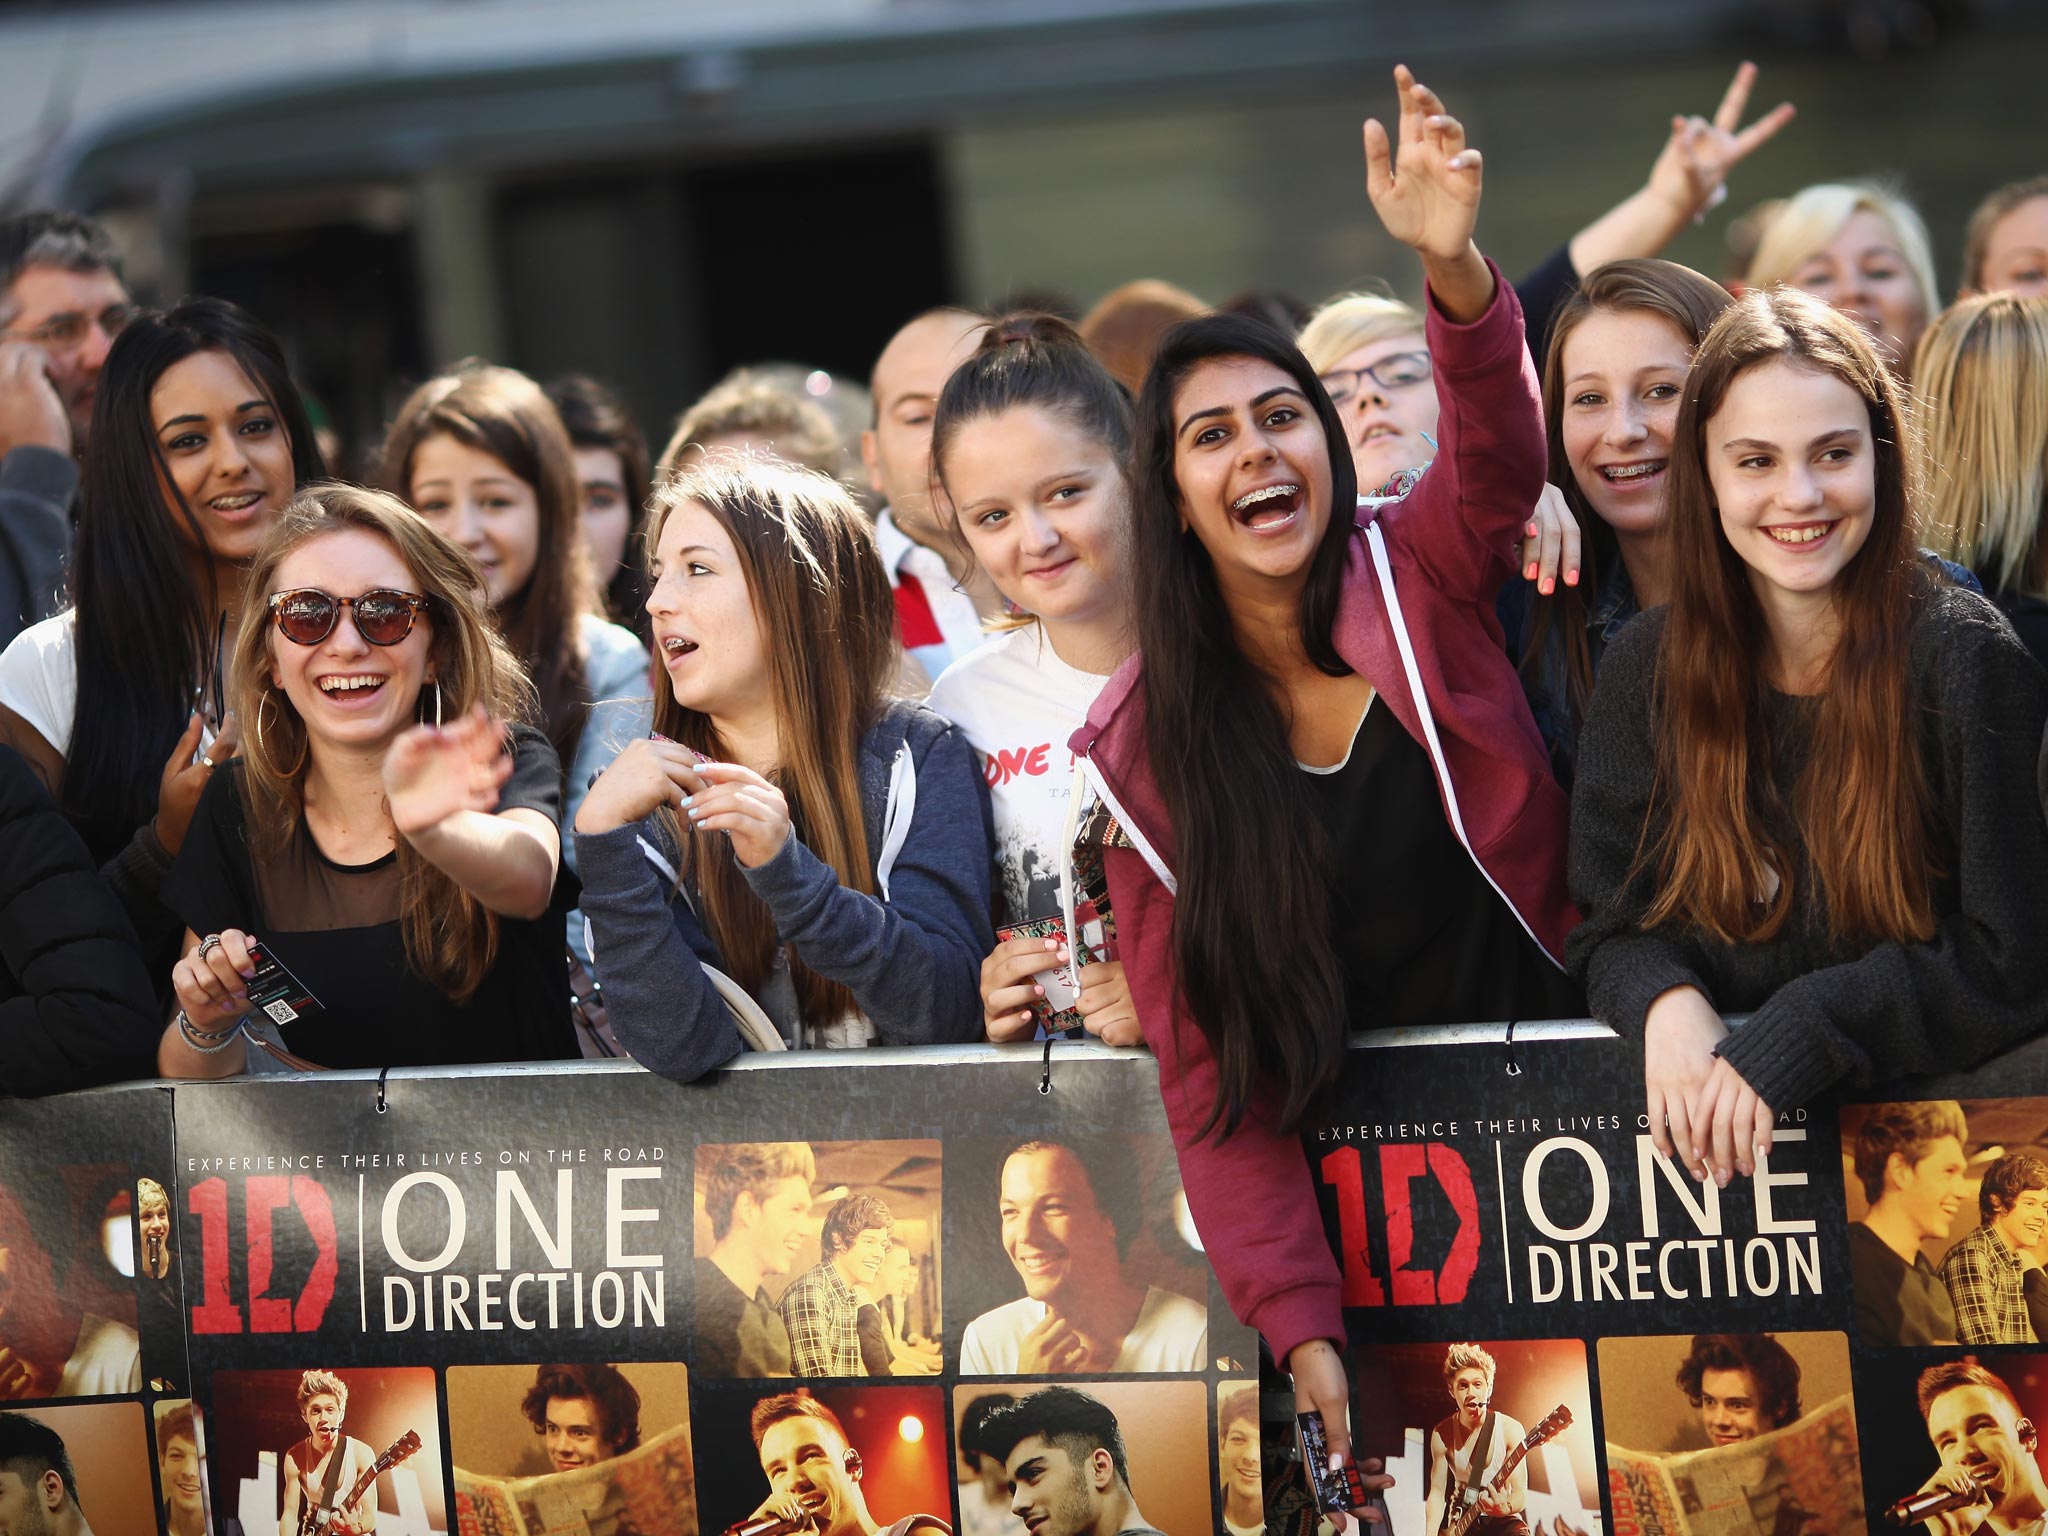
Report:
1064,264,1580,1362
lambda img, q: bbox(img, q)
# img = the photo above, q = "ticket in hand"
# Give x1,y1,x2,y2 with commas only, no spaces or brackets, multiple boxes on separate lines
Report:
244,940,322,1029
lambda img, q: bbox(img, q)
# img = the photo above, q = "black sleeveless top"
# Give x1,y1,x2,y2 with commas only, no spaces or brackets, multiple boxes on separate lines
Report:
1301,700,1580,1029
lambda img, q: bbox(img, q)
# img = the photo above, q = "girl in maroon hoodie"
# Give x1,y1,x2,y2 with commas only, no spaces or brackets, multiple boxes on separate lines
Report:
1065,68,1580,1491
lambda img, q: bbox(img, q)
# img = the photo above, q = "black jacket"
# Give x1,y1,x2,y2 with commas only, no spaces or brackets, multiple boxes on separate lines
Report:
0,742,160,1094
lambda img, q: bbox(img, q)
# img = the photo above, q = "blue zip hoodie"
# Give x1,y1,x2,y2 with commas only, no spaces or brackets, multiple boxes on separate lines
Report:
573,698,994,1081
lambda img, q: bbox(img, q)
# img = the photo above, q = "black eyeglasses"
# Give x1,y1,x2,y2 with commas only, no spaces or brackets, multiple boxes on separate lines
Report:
269,588,432,647
1318,350,1432,405
1,304,137,352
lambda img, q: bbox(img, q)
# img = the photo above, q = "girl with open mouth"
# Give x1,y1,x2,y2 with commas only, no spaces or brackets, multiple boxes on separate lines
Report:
1065,65,1581,1514
158,484,578,1074
572,457,991,1080
1568,287,2048,1194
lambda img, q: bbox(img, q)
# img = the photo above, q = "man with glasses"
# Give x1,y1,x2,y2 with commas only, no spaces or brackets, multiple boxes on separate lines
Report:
0,210,131,643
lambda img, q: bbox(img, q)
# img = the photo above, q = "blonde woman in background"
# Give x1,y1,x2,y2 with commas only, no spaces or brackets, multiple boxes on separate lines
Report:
1913,293,2048,670
1744,181,1939,373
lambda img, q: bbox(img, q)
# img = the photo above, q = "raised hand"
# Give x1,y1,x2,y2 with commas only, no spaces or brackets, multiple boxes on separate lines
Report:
383,704,513,836
1646,62,1795,226
1363,65,1483,266
156,710,238,857
0,342,69,458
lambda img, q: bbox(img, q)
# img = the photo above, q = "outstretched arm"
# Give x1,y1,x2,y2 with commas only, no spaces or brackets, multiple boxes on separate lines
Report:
1568,62,1795,276
1364,65,1492,321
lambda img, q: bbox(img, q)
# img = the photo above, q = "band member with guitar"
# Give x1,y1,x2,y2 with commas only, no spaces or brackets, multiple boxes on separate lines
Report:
279,1370,377,1536
1424,1345,1528,1536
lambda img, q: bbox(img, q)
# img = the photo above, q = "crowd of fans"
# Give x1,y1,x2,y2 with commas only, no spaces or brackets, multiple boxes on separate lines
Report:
2,61,2047,1471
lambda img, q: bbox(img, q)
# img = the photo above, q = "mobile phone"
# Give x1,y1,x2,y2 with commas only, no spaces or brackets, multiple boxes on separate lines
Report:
243,940,322,1029
995,916,1083,1032
1297,1412,1373,1515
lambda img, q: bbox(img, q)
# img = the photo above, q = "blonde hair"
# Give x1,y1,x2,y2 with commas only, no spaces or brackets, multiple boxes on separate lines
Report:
645,459,897,1025
1745,182,1939,326
1296,291,1428,374
658,371,847,482
1913,293,2048,599
136,1178,168,1217
297,1370,348,1413
1962,176,2048,296
1442,1343,1496,1388
233,483,534,1003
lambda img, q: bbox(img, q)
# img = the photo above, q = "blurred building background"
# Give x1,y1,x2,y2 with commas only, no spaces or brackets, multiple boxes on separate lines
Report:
0,0,2034,464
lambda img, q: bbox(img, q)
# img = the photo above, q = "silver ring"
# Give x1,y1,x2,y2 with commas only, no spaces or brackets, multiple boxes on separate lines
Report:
197,934,223,958
198,752,216,769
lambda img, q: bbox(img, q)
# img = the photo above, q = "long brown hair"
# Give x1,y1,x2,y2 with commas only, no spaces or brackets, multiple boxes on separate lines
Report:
379,362,598,767
233,484,535,1002
1643,286,1938,946
1528,259,1735,726
646,459,898,1024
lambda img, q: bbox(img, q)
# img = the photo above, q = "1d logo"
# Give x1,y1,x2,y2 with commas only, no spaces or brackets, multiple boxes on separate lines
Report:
1319,1143,1480,1306
186,1175,339,1334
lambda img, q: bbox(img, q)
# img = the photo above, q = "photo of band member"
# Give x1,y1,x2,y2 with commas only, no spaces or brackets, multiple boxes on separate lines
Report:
1215,1381,1259,1536
692,1141,942,1381
946,1137,1212,1376
691,1385,951,1536
445,1361,695,1535
951,1380,1209,1536
156,1398,210,1536
1349,1339,1600,1535
0,1400,158,1534
1842,1100,2048,1347
205,1366,443,1536
1853,1351,2048,1533
1595,1332,1860,1531
135,1177,186,1395
0,1168,142,1401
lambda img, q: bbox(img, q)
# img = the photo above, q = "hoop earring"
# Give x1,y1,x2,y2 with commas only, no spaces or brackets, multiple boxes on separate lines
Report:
255,690,308,777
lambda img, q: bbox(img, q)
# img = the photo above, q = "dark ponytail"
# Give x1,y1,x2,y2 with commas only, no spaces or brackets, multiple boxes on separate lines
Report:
930,312,1134,507
1130,313,1359,1139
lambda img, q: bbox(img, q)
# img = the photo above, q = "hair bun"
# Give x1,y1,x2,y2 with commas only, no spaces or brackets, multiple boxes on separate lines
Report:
981,311,1086,355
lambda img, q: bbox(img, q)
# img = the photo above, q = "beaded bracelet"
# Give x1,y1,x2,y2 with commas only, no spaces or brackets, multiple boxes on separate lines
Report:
176,1009,246,1055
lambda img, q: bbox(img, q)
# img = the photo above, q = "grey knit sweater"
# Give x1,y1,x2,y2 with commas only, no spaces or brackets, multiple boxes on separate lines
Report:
1567,581,2048,1110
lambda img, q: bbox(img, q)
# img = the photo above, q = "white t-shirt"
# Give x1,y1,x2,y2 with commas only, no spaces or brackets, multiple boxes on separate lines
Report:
926,626,1110,927
0,608,78,755
959,1286,1208,1375
59,1312,142,1396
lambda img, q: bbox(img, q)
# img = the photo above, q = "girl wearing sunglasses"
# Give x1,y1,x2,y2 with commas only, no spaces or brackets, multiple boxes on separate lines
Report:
573,457,992,1080
379,362,651,849
0,298,325,990
157,484,575,1075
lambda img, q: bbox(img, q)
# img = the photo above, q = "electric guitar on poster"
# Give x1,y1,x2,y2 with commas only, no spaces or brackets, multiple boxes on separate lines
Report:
298,1430,421,1536
1444,1405,1572,1536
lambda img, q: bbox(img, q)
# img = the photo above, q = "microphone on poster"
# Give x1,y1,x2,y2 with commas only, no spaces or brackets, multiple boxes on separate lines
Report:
722,1504,815,1536
1884,1477,1989,1526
